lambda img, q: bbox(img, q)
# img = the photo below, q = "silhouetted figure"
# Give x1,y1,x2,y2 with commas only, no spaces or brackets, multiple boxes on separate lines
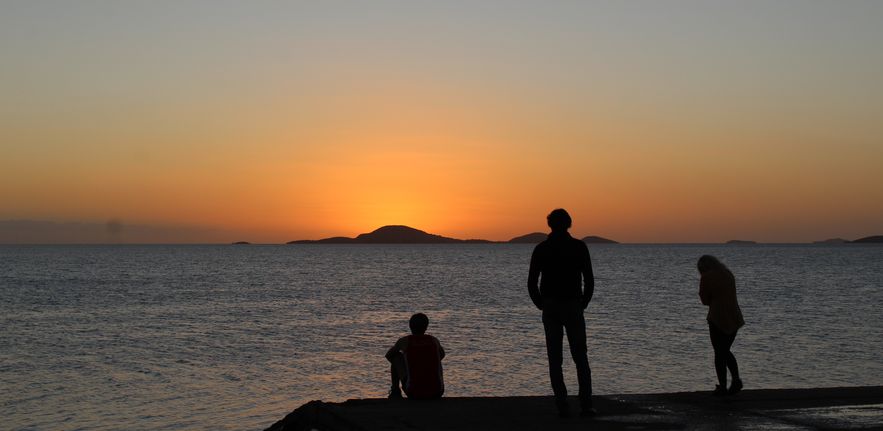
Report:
697,255,745,396
385,313,445,399
528,209,595,417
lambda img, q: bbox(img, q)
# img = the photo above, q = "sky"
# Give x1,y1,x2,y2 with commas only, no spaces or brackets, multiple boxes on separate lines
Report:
2,1,882,243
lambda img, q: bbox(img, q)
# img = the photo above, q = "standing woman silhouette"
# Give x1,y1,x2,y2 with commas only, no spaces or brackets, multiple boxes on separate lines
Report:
697,255,745,396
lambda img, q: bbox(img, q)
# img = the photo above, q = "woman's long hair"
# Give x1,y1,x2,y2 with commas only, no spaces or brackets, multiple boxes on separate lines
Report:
697,254,730,275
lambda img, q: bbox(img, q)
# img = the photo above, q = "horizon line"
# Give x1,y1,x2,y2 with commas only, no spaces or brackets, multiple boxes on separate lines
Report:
1,241,878,246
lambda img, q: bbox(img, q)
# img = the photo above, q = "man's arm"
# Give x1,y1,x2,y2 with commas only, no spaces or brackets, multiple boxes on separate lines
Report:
527,246,543,310
385,337,406,362
581,244,594,309
436,339,446,360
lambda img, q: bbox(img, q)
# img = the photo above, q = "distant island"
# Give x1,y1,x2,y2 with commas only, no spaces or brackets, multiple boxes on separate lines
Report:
508,232,547,243
810,236,882,244
852,235,883,244
232,241,251,245
583,235,618,244
288,225,618,245
813,238,850,244
505,233,618,244
289,226,468,244
726,240,757,245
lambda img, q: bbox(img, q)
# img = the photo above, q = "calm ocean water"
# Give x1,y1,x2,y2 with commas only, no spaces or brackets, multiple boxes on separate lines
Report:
2,244,882,430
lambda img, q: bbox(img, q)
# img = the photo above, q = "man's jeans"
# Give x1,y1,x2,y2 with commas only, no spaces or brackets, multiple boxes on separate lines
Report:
542,300,592,407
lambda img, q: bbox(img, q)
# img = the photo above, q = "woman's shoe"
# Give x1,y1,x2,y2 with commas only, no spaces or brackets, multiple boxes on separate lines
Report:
712,385,728,396
728,378,743,395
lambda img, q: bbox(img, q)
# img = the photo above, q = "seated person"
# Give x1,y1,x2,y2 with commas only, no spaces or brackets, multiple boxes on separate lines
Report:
385,313,445,399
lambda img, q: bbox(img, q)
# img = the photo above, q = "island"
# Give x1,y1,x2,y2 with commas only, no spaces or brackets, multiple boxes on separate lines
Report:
508,232,547,243
231,241,251,245
289,226,619,245
813,238,850,244
852,235,883,243
288,225,488,244
726,240,757,245
582,235,618,244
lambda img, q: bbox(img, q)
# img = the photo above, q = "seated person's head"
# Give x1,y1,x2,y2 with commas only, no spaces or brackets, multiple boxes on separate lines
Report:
409,313,429,335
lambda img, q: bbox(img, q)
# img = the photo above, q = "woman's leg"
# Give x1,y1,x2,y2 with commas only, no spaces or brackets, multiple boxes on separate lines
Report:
709,323,730,388
726,345,739,381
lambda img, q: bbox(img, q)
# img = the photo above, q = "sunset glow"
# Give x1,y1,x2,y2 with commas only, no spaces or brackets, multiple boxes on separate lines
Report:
2,2,882,243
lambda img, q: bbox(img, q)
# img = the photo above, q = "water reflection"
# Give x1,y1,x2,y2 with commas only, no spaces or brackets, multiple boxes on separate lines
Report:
1,244,882,430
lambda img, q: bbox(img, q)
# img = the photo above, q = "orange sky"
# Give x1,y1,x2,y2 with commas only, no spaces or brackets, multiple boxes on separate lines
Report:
2,2,882,243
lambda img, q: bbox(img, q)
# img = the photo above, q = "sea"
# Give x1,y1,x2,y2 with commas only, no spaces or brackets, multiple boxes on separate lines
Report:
2,244,882,430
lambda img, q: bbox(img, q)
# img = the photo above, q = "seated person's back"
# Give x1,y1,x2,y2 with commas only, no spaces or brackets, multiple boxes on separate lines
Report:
386,313,445,399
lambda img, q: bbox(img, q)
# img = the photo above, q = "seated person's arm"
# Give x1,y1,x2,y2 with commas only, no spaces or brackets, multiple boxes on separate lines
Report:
437,340,446,360
385,337,406,362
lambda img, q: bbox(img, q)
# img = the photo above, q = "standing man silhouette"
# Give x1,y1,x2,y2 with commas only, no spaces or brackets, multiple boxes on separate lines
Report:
528,208,595,417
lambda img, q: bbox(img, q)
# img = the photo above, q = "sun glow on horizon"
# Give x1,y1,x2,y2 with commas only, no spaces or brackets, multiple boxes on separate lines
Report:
2,2,883,243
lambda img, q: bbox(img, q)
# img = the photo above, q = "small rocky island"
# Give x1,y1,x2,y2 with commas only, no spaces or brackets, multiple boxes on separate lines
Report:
507,232,618,244
508,232,548,243
289,226,617,245
288,225,488,244
813,238,850,244
852,235,883,243
582,235,618,244
726,240,757,245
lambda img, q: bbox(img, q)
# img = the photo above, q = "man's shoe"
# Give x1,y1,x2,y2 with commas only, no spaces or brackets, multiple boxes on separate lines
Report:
728,378,743,395
388,388,403,399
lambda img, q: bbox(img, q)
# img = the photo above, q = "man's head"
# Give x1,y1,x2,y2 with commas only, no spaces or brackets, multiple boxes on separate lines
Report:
409,313,429,335
546,208,572,233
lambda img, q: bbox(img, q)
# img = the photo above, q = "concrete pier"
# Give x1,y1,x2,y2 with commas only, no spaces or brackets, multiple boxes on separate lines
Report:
265,386,883,430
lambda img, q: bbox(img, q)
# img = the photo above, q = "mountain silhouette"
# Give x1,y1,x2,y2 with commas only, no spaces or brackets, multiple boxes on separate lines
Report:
289,226,464,244
582,235,618,244
288,226,617,244
852,235,883,243
726,240,757,245
813,238,850,244
509,232,547,243
287,236,356,244
508,233,618,244
355,225,462,243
